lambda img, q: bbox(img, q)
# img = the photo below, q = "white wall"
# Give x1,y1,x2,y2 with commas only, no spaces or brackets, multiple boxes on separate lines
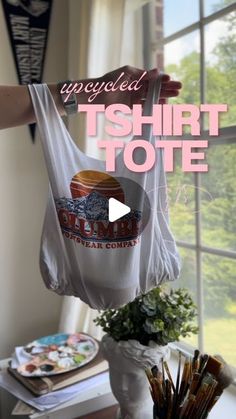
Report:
0,0,68,358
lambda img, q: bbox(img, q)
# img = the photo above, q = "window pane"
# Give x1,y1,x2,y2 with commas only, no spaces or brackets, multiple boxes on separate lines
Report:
164,31,200,105
203,253,236,366
205,11,236,128
167,150,195,243
164,248,198,347
178,247,198,348
164,0,199,37
201,143,236,252
204,0,236,16
165,32,200,243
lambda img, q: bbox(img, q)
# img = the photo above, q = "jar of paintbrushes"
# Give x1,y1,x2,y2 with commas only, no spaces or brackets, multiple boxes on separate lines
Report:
146,350,233,419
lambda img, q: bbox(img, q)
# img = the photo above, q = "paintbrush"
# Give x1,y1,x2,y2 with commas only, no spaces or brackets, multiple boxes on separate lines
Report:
194,373,217,417
149,352,233,419
180,356,220,418
214,354,234,388
151,377,161,407
192,355,222,397
188,371,201,395
145,367,154,393
190,358,225,419
145,368,157,404
176,358,192,417
186,395,197,418
147,365,168,418
155,367,169,419
151,365,158,378
189,357,192,382
180,393,196,418
192,349,200,374
198,377,218,418
145,368,153,381
161,358,166,395
202,355,234,417
165,378,173,419
173,350,182,412
203,355,222,378
153,364,165,408
163,360,175,392
199,354,208,372
188,379,209,419
149,365,166,417
177,356,191,410
153,377,166,419
176,351,182,392
157,365,164,386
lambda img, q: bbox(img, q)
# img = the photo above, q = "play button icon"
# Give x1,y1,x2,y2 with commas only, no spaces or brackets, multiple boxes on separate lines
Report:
78,172,151,239
108,198,131,222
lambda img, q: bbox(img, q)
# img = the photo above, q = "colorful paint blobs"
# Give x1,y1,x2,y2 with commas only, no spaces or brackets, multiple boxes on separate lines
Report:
16,333,98,377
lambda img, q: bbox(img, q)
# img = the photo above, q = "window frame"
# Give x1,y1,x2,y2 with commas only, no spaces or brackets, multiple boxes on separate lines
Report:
144,0,236,363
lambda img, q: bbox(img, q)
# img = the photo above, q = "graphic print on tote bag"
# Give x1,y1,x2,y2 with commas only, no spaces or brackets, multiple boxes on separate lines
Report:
55,170,144,244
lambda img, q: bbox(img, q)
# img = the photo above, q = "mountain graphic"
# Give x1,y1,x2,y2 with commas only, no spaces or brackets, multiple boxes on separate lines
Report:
55,191,142,222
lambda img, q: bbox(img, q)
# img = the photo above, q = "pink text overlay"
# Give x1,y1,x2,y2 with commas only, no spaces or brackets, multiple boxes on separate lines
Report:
59,71,147,103
78,104,227,172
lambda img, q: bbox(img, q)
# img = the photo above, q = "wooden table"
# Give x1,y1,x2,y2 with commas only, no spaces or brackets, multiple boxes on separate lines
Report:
77,404,118,419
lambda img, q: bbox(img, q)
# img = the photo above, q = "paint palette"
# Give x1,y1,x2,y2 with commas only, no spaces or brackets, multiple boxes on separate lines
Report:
17,333,99,377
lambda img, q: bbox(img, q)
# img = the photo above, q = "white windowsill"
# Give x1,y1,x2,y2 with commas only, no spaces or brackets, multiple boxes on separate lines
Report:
1,350,236,418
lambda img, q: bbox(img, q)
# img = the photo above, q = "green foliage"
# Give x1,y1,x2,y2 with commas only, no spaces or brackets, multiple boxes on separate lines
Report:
165,5,236,321
94,288,198,346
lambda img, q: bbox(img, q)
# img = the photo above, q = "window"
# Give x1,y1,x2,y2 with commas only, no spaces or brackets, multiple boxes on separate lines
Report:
151,0,236,370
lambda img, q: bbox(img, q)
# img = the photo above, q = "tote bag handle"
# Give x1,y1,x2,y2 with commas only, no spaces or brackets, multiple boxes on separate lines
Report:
142,71,163,117
138,72,163,142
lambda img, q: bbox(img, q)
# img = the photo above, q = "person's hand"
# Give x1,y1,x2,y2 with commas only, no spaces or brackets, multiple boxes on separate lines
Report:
0,67,180,130
90,65,182,107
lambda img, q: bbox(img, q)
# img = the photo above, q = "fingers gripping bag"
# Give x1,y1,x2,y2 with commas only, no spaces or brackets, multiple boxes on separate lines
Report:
28,75,181,310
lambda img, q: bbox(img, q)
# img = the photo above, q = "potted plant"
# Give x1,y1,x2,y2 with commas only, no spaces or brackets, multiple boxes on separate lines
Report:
95,287,198,419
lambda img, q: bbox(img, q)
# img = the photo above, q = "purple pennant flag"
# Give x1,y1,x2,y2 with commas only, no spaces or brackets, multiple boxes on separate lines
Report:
1,0,53,142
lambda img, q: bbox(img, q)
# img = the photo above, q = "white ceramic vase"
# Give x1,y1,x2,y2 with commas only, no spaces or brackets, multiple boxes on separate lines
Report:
101,335,170,419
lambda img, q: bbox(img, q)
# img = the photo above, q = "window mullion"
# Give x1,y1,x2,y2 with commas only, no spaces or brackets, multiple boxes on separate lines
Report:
200,0,205,125
195,171,204,352
176,241,236,260
195,0,205,353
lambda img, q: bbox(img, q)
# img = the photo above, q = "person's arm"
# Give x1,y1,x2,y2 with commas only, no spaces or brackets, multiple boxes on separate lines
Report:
0,84,64,130
0,66,181,130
